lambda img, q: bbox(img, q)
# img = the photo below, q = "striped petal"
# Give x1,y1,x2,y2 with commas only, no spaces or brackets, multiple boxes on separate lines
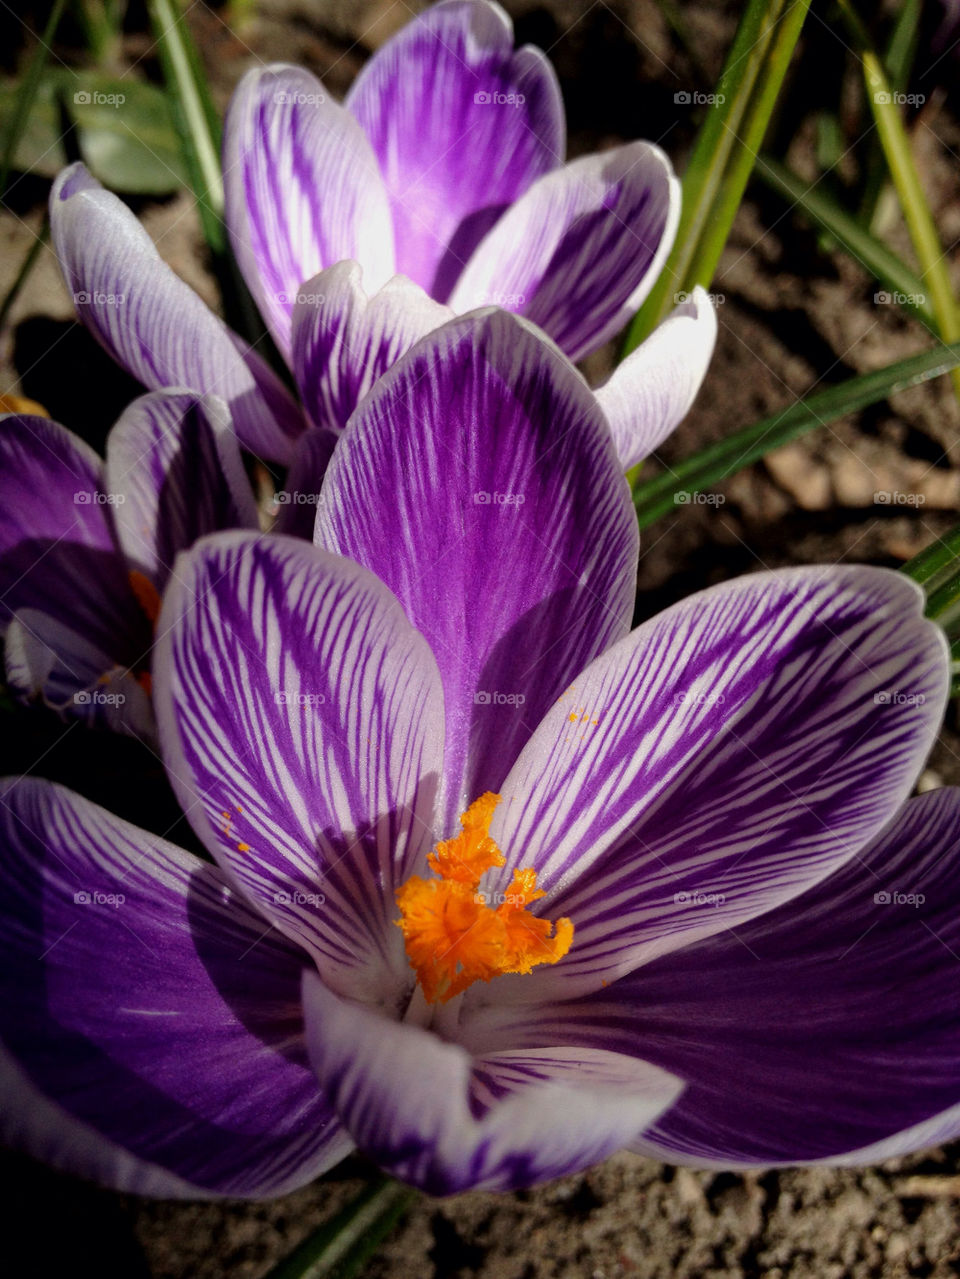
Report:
449,143,680,362
222,66,394,363
291,262,452,432
345,0,563,299
478,788,960,1167
4,611,154,738
0,777,350,1197
315,310,638,828
50,164,304,463
596,286,718,470
154,531,445,1005
477,566,947,1003
106,390,259,592
301,971,680,1194
0,412,151,710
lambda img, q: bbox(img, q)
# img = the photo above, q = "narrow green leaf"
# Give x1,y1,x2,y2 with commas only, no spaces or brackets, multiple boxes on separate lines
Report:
857,0,922,229
900,526,960,592
632,341,960,528
756,154,935,326
263,1177,416,1279
0,219,49,333
622,0,810,355
0,0,69,194
839,0,960,399
146,0,225,253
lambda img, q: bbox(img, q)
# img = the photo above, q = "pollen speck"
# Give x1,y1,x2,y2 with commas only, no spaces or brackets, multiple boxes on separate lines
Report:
395,793,573,1004
237,842,250,852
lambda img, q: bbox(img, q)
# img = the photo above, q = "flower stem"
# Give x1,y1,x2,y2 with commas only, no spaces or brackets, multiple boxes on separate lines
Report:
263,1176,417,1279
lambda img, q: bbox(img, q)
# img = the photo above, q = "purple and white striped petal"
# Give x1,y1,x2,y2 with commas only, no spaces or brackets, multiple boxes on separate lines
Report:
301,972,680,1195
154,531,445,1005
316,310,638,828
449,144,680,362
106,390,258,592
222,67,394,363
345,0,564,300
272,427,339,541
5,611,154,738
0,413,149,675
475,566,947,1003
0,778,350,1197
477,788,960,1167
596,286,718,470
291,263,452,432
50,164,304,463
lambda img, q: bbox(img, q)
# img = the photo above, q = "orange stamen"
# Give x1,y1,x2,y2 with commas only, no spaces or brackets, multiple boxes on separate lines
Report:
395,793,573,1004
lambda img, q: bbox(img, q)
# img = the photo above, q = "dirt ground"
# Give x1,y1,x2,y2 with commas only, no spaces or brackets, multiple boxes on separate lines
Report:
3,0,960,1275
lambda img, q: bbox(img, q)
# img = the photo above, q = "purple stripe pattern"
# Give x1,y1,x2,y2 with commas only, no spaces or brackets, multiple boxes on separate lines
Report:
0,779,350,1196
4,298,958,1195
316,310,638,826
0,392,261,736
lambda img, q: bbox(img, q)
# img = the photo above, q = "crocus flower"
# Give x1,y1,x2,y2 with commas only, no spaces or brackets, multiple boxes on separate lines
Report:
47,0,699,459
0,390,258,737
1,311,954,1197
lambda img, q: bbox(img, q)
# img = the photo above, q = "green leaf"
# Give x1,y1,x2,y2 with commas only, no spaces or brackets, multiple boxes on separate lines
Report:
0,71,187,194
622,0,811,355
631,341,960,528
0,0,69,193
146,0,225,253
838,0,960,400
263,1176,416,1279
756,154,935,327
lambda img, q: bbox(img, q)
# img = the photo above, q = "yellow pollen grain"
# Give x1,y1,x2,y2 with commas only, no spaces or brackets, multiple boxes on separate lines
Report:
394,792,573,1004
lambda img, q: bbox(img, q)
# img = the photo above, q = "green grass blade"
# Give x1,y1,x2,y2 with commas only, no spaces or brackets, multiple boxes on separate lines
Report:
901,525,960,592
756,154,935,326
0,219,49,333
632,340,960,528
0,0,69,195
679,0,812,293
839,0,960,399
146,0,224,253
623,0,809,356
263,1177,416,1279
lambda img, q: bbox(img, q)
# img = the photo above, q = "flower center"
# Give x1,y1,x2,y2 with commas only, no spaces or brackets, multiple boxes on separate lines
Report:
394,792,573,1004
